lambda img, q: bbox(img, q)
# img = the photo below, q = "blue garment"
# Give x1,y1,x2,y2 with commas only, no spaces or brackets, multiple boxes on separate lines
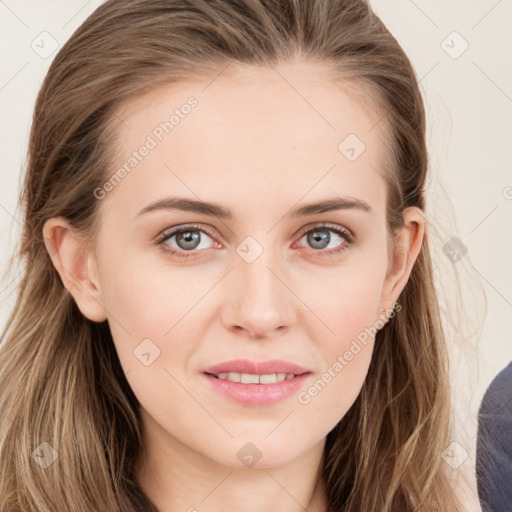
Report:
476,361,512,511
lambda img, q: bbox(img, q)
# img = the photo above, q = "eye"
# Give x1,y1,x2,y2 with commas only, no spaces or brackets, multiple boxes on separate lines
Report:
155,224,218,259
294,223,354,256
154,222,354,260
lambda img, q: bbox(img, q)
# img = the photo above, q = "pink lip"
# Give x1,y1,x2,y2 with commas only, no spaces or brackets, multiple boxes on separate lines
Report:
202,373,312,406
201,359,312,407
202,359,310,376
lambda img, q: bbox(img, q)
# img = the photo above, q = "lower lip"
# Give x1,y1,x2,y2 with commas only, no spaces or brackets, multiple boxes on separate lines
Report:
202,372,312,406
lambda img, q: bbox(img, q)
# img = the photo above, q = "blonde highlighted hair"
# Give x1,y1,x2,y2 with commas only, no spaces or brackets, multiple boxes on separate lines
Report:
1,0,467,510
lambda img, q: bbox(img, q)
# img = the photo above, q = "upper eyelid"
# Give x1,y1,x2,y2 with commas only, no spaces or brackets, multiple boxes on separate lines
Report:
156,223,216,243
297,222,352,236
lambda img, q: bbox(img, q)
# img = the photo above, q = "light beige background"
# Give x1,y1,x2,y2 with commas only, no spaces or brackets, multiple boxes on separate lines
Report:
1,1,511,503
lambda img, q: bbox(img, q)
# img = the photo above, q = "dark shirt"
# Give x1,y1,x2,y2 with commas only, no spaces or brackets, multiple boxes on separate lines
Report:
476,361,512,511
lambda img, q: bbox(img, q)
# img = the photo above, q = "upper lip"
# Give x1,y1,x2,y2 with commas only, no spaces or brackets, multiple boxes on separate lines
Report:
203,359,311,376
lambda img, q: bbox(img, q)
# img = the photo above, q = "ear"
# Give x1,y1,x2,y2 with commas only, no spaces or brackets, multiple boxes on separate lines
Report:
42,216,107,322
379,206,425,313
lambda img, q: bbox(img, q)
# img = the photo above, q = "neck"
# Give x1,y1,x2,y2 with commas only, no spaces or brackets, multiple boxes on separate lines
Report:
133,408,327,512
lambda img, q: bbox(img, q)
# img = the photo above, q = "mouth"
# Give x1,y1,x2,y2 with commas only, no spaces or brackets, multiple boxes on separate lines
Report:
201,369,313,407
204,371,303,384
202,358,311,378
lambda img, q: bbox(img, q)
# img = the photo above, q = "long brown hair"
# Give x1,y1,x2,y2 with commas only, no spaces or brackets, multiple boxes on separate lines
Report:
0,1,467,510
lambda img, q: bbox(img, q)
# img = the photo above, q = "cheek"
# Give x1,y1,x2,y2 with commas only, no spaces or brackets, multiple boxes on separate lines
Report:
97,242,206,337
303,255,387,345
100,259,203,434
296,298,378,435
97,251,221,404
295,261,387,428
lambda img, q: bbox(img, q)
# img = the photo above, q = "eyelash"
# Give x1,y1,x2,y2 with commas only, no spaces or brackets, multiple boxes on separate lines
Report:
154,222,355,260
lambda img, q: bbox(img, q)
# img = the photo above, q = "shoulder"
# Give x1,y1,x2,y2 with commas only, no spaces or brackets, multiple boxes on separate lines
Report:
475,361,512,511
478,361,512,417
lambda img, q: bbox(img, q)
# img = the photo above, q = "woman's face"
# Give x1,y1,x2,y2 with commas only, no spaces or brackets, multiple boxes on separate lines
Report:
49,62,422,470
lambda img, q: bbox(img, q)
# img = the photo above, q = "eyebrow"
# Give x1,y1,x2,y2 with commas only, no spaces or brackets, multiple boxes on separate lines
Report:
136,195,372,219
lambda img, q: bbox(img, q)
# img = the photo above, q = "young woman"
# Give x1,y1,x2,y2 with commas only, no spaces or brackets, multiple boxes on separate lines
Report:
0,0,474,510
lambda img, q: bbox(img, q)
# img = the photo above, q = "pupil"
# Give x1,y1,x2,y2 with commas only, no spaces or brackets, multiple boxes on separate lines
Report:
309,230,329,249
177,231,200,250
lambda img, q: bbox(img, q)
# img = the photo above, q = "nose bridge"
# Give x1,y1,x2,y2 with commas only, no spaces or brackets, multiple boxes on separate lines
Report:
223,237,295,337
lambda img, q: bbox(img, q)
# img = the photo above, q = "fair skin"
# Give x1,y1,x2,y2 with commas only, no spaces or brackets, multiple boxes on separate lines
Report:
43,61,424,512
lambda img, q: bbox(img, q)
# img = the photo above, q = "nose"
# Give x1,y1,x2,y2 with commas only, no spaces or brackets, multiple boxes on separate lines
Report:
221,249,296,339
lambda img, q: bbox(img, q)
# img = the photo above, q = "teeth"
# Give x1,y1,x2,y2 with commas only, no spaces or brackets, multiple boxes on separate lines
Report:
216,372,295,384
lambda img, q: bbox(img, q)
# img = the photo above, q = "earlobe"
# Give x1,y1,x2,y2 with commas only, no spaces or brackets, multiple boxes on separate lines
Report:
379,207,425,311
42,216,107,323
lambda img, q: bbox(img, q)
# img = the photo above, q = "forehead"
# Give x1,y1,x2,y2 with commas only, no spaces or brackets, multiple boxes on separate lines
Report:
106,62,389,218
